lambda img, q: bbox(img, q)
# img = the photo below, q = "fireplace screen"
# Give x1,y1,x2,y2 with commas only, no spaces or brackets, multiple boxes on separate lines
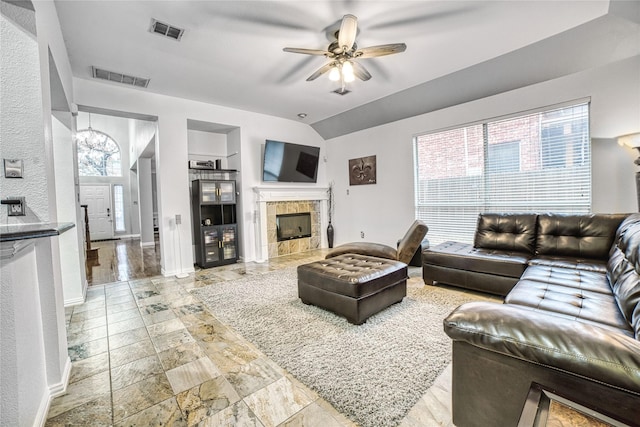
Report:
277,213,312,241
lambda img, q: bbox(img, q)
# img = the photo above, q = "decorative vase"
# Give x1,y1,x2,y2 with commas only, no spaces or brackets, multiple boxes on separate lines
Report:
327,222,334,248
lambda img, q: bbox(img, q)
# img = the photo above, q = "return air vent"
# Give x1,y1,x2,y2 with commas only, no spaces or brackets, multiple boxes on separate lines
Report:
91,66,150,88
150,18,184,41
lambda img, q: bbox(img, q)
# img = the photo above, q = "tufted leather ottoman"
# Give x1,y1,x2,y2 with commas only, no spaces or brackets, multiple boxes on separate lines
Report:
297,254,408,324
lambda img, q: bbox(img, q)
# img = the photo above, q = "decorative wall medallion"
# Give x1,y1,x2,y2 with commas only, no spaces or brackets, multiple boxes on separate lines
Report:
349,155,376,185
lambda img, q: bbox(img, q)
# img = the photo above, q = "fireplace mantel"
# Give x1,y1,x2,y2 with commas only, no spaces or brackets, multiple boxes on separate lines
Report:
253,186,329,262
253,186,329,202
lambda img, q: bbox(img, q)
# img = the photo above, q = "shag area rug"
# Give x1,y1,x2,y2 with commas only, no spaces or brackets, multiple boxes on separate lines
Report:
193,268,489,427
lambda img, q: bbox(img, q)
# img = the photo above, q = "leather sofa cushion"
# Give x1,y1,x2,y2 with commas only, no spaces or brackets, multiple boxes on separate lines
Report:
536,213,628,259
529,256,607,273
423,241,530,278
608,213,640,338
325,220,428,265
506,265,631,331
326,242,397,261
444,301,640,394
474,213,537,254
297,254,407,298
397,220,428,264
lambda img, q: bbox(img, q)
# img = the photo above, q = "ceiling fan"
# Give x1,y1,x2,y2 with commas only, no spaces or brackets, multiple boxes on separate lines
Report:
283,14,406,92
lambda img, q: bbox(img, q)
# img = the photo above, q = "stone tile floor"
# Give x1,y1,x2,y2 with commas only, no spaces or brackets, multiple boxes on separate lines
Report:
46,250,455,426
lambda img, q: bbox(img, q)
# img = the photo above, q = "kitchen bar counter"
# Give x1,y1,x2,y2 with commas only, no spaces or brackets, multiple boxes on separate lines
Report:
0,222,75,242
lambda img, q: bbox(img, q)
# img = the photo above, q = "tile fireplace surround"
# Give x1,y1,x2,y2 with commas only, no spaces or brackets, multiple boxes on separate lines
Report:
253,187,329,262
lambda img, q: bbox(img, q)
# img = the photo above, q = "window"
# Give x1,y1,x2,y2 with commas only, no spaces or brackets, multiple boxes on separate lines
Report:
487,141,520,173
113,184,125,232
414,101,590,245
76,129,122,176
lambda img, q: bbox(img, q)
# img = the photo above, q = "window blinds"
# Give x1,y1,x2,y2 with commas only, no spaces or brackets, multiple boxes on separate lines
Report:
414,102,590,245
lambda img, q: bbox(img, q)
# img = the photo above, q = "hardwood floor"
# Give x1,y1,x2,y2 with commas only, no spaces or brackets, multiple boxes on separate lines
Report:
86,237,162,285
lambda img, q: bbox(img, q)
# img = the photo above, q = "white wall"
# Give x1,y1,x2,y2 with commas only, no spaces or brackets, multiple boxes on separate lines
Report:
137,158,155,246
1,3,73,425
130,118,158,239
593,138,637,213
73,78,327,269
188,130,227,162
52,116,87,305
130,118,157,164
0,6,50,223
326,56,640,247
2,245,46,427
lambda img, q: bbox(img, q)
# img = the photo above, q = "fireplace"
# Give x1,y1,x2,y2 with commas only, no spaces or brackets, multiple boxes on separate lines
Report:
253,186,329,262
277,213,311,241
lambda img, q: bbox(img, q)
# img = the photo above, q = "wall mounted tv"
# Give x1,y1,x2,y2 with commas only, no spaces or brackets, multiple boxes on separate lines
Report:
262,139,320,183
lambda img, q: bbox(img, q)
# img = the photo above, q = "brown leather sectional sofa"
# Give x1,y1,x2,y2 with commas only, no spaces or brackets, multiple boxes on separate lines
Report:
423,213,640,426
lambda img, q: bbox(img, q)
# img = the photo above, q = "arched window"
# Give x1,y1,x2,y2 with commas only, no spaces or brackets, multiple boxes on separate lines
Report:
76,129,122,176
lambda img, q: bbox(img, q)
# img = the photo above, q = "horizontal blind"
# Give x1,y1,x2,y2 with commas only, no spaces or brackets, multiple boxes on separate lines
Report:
414,124,485,244
414,102,590,245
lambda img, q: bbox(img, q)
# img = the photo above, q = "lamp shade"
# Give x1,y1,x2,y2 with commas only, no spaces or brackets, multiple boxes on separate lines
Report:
342,61,355,82
329,67,340,81
618,133,640,149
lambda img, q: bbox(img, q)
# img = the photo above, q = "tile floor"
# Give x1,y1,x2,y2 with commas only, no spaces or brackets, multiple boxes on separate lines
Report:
46,250,456,427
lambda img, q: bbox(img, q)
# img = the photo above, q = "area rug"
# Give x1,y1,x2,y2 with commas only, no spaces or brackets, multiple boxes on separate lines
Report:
193,268,490,427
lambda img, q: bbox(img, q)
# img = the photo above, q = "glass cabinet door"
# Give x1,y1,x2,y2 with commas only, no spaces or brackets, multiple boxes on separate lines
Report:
218,182,236,204
200,182,217,203
221,226,237,260
203,228,220,263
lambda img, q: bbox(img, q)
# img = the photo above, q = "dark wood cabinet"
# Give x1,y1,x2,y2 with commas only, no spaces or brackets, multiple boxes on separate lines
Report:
192,179,238,268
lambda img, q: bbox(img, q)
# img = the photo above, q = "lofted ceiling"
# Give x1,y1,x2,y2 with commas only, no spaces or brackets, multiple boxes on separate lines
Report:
53,1,639,139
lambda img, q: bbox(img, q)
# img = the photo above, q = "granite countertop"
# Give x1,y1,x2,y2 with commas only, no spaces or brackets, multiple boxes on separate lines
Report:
0,222,75,242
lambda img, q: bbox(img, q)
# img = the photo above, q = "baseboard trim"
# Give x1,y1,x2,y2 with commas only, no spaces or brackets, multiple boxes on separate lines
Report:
63,279,88,307
114,234,141,239
50,356,72,397
140,241,155,248
161,266,196,277
35,356,71,426
64,295,85,307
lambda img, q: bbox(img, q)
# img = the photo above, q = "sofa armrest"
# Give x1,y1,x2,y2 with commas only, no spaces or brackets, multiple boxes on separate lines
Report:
443,301,640,394
325,242,398,261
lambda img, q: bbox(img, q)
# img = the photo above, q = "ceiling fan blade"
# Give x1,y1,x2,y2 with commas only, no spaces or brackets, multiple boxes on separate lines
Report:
306,62,335,81
283,47,330,56
338,14,357,50
352,62,372,81
355,43,407,59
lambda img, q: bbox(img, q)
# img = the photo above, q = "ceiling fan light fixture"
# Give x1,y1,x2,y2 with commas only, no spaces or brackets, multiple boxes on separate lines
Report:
342,61,355,82
283,13,406,91
329,66,341,81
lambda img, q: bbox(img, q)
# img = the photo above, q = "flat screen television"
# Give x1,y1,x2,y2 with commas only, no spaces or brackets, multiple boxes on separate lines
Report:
262,139,320,183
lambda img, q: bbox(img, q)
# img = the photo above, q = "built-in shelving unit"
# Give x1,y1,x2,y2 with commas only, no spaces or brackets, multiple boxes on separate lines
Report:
191,179,238,268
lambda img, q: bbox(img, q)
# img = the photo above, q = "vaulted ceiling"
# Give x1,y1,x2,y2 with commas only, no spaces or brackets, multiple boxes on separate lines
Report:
54,1,640,139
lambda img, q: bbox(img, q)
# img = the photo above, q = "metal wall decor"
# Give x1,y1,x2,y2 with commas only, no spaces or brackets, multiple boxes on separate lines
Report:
349,155,376,185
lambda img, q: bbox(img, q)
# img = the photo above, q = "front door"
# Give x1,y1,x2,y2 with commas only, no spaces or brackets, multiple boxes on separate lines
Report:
80,184,113,241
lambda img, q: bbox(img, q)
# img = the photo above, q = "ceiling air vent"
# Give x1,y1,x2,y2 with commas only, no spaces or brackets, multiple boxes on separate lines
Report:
150,19,184,41
92,66,150,88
